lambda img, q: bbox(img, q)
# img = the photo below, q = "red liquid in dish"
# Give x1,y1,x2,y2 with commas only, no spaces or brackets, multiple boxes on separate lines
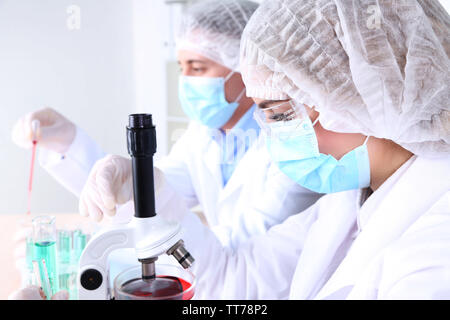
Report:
121,275,193,300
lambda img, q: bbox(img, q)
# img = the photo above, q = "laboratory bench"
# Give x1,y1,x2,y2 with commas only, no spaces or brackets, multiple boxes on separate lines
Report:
0,210,207,300
0,213,89,300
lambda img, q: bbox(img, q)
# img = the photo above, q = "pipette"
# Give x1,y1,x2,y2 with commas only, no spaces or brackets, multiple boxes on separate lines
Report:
41,259,52,298
27,120,40,215
32,260,42,289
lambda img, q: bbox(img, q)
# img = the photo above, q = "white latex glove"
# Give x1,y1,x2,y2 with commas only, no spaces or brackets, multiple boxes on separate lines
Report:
79,155,165,222
79,154,190,223
8,285,69,300
11,107,76,154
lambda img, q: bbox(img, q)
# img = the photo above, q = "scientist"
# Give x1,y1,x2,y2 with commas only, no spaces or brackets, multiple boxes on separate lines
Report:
11,0,321,250
76,0,450,300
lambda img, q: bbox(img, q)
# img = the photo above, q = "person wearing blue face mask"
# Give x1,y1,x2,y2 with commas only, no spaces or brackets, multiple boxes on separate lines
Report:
178,68,247,130
258,100,372,194
174,49,257,188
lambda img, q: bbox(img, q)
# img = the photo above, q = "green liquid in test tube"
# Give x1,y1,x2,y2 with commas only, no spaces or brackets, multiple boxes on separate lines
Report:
71,229,87,299
32,216,58,298
72,229,87,261
58,230,73,297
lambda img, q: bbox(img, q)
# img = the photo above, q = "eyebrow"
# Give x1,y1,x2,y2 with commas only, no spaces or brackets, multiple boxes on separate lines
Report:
177,60,208,66
187,60,207,64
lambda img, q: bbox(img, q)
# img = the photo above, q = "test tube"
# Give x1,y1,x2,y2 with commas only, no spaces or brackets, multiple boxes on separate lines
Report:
32,260,42,291
41,259,52,299
32,260,48,299
58,229,72,263
32,215,58,297
57,229,73,297
71,229,88,299
72,229,87,262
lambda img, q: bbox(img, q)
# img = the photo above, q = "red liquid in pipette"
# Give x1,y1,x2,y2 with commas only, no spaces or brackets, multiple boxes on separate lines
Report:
27,140,37,215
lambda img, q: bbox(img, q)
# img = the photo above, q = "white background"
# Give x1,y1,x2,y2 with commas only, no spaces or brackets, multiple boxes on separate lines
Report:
442,0,450,13
0,0,181,214
0,0,448,215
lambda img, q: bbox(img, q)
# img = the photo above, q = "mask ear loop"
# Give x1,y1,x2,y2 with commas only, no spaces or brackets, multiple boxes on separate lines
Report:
312,117,320,127
224,71,235,82
363,136,370,145
234,87,246,103
224,71,246,103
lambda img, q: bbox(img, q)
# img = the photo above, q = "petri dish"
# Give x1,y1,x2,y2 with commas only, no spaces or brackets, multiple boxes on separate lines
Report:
114,264,195,300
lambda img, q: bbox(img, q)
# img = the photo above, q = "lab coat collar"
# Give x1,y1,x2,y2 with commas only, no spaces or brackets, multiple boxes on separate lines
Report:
314,155,450,299
217,132,264,205
195,125,226,198
200,123,261,198
199,106,263,204
355,155,416,232
289,189,359,299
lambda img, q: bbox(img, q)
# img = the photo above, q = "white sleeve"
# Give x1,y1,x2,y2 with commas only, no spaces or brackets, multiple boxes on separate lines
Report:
212,163,323,249
38,126,106,197
155,125,199,209
180,204,319,299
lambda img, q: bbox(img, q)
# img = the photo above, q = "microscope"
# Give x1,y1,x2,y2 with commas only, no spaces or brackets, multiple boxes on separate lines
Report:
77,114,194,299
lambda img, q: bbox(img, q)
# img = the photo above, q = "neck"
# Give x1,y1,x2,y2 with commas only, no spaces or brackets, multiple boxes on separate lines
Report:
368,138,414,191
221,96,254,131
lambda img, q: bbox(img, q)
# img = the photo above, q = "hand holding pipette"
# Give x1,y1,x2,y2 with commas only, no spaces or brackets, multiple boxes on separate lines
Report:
11,107,76,153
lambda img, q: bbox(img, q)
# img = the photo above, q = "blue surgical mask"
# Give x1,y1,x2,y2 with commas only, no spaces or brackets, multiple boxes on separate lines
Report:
267,117,320,161
179,72,246,129
267,118,371,194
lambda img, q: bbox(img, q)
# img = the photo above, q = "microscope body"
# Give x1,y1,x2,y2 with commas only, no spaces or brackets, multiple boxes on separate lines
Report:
77,215,182,299
77,114,194,300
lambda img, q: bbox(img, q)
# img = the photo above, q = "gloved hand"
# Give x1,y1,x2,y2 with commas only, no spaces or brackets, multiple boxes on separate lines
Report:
11,107,76,154
79,155,134,222
8,285,68,300
79,154,188,222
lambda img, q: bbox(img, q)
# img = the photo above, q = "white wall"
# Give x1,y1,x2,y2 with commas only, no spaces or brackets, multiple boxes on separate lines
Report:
132,0,192,156
0,0,150,214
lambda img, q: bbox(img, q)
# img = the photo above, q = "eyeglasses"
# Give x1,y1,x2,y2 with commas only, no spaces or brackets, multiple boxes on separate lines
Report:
253,100,314,139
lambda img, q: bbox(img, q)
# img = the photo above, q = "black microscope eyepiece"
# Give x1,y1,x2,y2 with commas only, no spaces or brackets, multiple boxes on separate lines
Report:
128,114,153,129
127,114,157,218
127,114,157,158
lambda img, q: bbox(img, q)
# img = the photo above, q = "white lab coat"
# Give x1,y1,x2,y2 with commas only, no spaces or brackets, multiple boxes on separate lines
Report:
39,123,321,248
179,155,450,299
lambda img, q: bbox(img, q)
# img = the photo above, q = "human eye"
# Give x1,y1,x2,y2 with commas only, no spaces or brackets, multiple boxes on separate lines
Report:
269,109,296,122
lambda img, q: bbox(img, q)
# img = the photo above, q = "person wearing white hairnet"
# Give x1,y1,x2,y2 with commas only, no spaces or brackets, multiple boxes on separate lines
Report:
10,0,323,299
88,0,446,299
